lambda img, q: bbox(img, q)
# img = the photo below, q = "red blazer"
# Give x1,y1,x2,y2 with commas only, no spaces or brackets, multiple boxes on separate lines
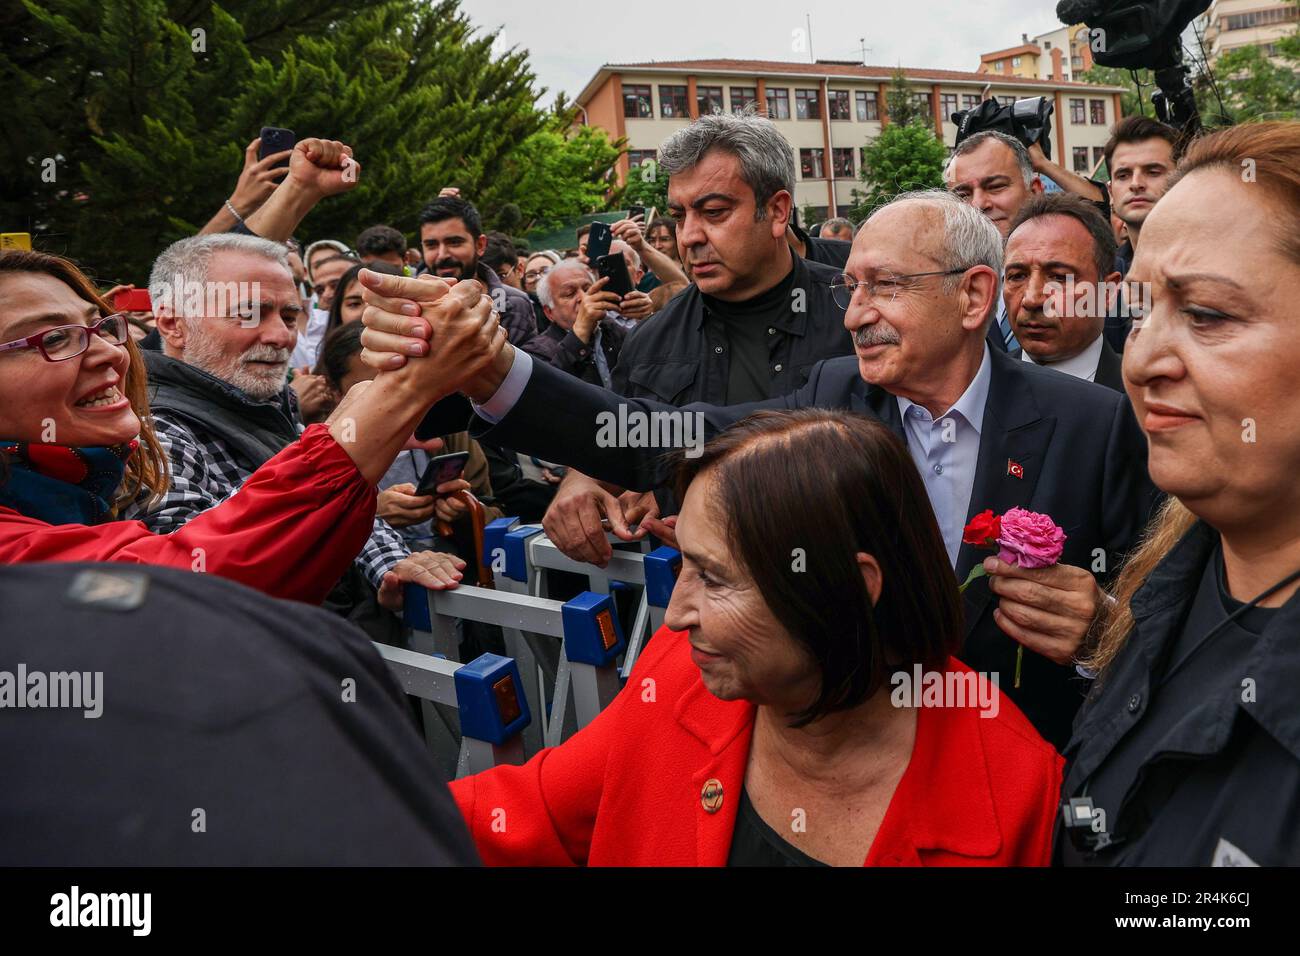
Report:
452,626,1063,866
0,425,375,605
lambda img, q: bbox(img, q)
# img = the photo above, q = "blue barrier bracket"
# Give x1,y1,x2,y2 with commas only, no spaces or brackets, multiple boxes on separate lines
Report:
644,547,682,608
503,526,545,583
456,653,532,745
483,517,518,577
561,591,626,666
403,581,433,632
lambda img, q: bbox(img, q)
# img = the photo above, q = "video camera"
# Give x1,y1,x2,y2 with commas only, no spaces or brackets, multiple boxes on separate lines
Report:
1054,0,1212,132
951,97,1056,158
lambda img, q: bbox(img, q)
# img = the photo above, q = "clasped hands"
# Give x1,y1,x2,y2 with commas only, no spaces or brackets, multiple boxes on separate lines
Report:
356,269,510,402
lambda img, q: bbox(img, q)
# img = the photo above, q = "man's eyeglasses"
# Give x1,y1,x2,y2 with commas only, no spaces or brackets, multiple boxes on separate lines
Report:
829,268,970,309
0,314,130,362
524,267,551,281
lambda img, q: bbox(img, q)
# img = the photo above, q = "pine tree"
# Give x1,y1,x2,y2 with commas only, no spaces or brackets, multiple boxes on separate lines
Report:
848,123,948,220
0,0,601,282
883,68,933,130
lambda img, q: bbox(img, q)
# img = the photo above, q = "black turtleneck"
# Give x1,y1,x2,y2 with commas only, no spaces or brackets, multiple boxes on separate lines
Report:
701,252,798,405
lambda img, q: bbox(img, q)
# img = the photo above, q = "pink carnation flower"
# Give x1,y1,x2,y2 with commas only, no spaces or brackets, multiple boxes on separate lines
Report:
995,507,1066,569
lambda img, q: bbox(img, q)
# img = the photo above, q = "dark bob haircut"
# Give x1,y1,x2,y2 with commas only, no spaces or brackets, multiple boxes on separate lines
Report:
672,408,963,726
314,321,364,391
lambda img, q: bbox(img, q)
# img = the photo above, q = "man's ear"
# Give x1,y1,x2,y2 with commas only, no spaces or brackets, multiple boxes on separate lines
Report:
767,190,793,238
1101,269,1123,310
154,307,188,351
959,266,999,333
475,234,487,259
1030,175,1045,195
855,551,883,605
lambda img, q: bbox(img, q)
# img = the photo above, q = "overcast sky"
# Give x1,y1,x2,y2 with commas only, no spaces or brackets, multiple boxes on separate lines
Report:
459,0,1077,104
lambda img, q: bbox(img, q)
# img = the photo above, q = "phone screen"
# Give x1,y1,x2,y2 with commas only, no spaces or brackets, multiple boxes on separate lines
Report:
416,452,470,496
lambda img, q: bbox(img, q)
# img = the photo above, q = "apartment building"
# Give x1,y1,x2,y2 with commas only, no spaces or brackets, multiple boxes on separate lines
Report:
1201,0,1299,61
980,25,1096,83
575,59,1126,221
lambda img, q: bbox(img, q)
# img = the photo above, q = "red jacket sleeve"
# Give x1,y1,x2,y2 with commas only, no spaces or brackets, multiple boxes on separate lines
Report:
0,424,376,605
449,627,679,866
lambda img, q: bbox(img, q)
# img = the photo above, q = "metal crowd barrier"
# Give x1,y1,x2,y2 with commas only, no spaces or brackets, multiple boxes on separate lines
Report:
372,643,530,779
400,517,682,761
482,517,681,678
403,578,627,751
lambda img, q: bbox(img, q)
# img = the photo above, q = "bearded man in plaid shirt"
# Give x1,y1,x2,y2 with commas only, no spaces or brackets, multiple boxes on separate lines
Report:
124,233,464,631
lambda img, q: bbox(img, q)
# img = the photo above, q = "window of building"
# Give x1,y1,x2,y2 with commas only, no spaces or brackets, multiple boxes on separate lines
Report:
628,150,657,168
659,85,689,118
800,148,826,178
765,87,790,119
855,90,879,121
832,147,854,178
696,85,723,116
623,85,652,119
1090,99,1106,124
828,89,851,120
1071,54,1083,69
730,86,757,113
1070,98,1086,124
1044,40,1053,49
1073,147,1090,173
912,92,933,116
1226,7,1298,30
1092,146,1105,169
795,88,821,120
1012,56,1022,67
963,94,981,110
939,93,958,123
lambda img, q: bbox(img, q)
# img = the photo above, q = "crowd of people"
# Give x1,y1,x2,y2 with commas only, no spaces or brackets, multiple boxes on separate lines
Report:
2,101,1298,868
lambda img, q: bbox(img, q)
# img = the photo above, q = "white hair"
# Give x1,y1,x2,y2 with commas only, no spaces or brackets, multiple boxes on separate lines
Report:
866,189,1003,322
536,259,594,310
149,233,289,316
611,239,642,273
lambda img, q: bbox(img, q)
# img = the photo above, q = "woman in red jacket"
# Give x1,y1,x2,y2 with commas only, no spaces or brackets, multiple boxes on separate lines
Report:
452,410,1063,865
0,252,499,604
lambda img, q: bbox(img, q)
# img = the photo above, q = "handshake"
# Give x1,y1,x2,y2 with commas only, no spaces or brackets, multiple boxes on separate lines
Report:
355,269,514,402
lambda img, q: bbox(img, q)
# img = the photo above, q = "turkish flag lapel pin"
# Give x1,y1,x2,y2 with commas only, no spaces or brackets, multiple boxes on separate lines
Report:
1007,459,1024,479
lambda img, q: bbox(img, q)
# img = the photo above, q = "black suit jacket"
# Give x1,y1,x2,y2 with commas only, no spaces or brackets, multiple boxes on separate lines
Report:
475,347,1161,749
1094,339,1124,392
1007,339,1125,394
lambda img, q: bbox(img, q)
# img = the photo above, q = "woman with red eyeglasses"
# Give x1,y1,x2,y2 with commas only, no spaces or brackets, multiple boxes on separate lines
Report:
0,250,502,604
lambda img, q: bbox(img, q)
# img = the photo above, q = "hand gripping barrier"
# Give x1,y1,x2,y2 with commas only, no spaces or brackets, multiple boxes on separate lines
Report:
372,642,529,778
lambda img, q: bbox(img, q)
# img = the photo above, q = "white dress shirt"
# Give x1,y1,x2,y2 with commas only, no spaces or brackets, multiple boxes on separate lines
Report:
1019,332,1104,383
895,345,993,568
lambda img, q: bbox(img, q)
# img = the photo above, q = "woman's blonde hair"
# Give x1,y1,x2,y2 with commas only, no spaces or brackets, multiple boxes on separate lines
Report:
1086,121,1300,674
0,250,170,512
